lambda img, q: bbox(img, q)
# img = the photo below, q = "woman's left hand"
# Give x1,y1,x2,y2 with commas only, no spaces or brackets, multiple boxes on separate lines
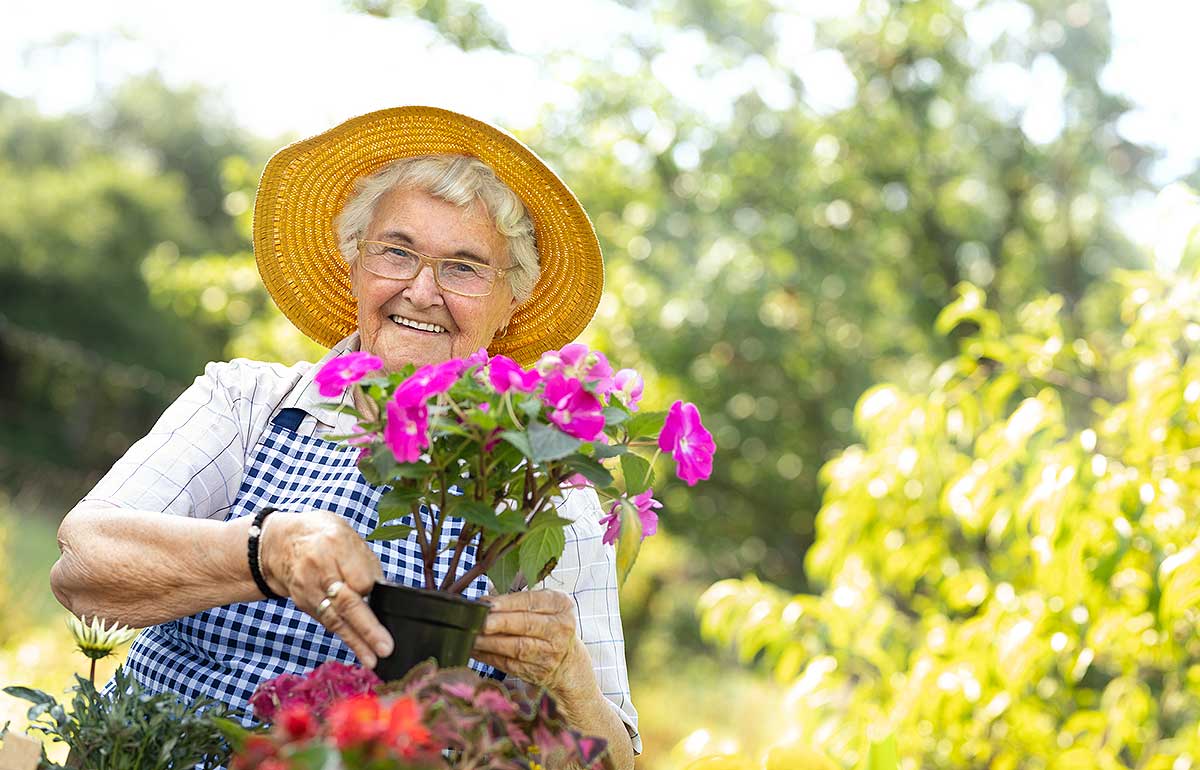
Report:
471,589,593,698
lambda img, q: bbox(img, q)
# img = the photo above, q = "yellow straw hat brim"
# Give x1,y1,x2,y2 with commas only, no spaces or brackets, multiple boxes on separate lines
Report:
253,106,603,367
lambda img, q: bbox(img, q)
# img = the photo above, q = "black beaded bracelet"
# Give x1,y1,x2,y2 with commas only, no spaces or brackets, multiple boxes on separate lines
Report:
247,507,285,601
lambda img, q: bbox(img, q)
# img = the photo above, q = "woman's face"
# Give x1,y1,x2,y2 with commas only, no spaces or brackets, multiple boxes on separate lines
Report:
350,186,519,371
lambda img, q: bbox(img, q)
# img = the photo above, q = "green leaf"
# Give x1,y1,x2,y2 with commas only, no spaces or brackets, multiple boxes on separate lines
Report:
454,500,527,533
487,547,522,593
327,403,364,419
520,525,566,587
377,487,424,521
564,455,615,487
528,511,575,530
527,421,583,462
614,497,643,587
592,441,629,459
625,410,667,440
388,461,436,480
367,524,415,542
516,395,543,418
501,430,534,458
3,686,55,707
602,405,630,426
290,744,339,770
621,453,654,495
211,717,252,749
496,508,529,533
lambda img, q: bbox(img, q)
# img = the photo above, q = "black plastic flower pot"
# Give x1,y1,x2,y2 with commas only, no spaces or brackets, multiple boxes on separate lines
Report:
368,581,490,681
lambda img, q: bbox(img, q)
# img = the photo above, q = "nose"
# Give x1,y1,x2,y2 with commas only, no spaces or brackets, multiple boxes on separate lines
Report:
402,264,443,306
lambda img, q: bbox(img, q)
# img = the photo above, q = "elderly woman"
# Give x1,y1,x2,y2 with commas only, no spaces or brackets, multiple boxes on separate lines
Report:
49,107,639,767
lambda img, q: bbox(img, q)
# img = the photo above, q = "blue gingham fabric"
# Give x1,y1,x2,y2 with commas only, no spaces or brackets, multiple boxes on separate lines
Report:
122,407,495,725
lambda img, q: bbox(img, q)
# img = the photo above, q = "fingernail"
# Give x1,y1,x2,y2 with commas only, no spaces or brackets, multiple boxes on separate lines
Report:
363,653,377,669
376,638,394,658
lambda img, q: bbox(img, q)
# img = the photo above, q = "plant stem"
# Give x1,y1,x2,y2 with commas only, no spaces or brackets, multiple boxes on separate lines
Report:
411,501,436,590
89,657,96,684
446,532,514,594
504,391,524,428
440,524,475,591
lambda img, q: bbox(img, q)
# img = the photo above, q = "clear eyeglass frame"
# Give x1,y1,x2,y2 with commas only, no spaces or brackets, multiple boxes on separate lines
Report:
356,239,511,298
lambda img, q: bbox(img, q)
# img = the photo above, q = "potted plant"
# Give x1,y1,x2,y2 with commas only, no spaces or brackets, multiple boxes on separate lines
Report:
315,342,714,679
228,660,611,770
3,616,232,770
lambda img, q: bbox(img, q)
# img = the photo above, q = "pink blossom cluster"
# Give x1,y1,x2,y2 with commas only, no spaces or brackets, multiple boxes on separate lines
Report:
249,661,382,722
313,342,715,550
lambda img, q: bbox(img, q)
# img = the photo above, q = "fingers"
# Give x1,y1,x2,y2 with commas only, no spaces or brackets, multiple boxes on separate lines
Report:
315,584,393,669
305,591,379,668
481,610,576,643
258,511,393,667
484,589,575,617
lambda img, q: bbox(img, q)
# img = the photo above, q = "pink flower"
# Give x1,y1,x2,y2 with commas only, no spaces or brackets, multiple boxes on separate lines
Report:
564,473,591,488
541,373,605,441
538,344,613,392
599,489,662,546
659,400,715,486
393,359,466,407
487,355,543,393
441,681,477,701
249,673,305,721
385,398,430,462
347,424,374,462
314,352,383,398
465,348,490,369
610,369,644,410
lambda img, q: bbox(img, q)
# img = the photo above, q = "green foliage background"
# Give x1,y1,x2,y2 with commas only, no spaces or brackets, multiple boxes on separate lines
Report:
3,1,1199,768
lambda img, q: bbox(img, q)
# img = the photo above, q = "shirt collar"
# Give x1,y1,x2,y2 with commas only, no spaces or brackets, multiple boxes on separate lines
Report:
284,331,363,431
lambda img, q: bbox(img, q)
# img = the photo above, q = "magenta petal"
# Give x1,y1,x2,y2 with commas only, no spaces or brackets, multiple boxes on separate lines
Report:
488,355,541,394
385,398,429,463
314,352,384,398
599,508,621,546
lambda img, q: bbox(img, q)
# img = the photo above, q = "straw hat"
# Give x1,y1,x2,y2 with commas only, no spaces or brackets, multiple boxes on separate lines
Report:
253,106,603,366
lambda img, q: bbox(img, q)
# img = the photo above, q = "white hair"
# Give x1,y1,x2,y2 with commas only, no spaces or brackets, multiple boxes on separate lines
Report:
335,155,540,302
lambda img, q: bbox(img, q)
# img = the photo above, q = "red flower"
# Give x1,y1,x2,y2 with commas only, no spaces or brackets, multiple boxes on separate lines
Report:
385,696,432,757
276,703,318,741
230,734,279,769
327,693,387,749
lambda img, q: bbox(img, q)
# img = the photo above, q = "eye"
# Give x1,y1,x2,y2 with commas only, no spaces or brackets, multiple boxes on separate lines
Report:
446,260,484,276
384,246,412,258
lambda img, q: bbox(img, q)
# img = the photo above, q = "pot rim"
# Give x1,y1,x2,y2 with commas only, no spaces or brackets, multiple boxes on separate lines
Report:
371,580,492,610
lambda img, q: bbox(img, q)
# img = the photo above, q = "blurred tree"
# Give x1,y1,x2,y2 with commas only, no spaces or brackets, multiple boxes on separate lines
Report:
699,221,1200,766
355,0,1152,589
0,78,286,501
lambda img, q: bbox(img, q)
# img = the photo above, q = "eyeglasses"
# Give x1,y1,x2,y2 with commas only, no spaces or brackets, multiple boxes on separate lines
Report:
356,239,512,298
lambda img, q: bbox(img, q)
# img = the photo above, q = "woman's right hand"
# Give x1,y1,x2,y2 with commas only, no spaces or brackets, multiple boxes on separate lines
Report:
258,510,394,668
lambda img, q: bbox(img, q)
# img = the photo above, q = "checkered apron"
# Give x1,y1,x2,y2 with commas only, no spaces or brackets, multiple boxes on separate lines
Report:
122,407,495,727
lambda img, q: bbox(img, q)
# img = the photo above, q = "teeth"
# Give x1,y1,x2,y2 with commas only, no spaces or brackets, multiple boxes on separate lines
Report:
390,315,447,334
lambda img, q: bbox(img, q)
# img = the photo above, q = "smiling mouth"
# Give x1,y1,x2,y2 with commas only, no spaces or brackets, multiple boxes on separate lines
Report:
389,314,448,334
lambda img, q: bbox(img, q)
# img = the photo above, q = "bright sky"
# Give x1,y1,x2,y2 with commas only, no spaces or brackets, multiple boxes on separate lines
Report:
4,0,1198,260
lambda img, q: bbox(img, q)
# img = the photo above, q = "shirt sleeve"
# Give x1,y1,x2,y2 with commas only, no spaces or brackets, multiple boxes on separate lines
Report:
540,487,643,755
82,360,273,520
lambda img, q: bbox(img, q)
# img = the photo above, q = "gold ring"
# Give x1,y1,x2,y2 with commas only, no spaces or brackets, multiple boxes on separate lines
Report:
316,597,335,618
324,580,346,600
